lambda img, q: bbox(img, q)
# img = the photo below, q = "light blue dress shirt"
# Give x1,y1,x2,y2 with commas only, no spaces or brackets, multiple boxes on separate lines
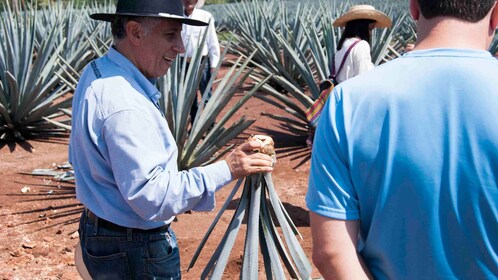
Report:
69,47,232,230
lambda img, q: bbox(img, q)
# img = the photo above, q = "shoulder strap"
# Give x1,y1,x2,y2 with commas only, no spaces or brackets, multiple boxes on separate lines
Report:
331,39,362,78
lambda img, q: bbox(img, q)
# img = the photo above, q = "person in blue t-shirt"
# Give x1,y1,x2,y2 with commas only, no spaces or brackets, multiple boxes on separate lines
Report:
306,0,498,279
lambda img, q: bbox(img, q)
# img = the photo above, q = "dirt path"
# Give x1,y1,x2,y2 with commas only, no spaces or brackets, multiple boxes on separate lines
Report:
0,84,318,280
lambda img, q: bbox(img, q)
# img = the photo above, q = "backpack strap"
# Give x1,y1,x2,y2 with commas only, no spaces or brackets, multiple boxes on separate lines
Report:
331,39,362,79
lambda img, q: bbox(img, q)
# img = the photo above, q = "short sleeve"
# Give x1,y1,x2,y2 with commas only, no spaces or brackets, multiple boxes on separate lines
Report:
306,87,360,220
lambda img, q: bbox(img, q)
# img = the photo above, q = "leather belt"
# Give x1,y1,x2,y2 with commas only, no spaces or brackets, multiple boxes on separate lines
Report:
85,209,169,233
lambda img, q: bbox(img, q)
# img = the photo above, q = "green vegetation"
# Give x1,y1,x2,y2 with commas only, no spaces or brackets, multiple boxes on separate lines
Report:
1,0,497,144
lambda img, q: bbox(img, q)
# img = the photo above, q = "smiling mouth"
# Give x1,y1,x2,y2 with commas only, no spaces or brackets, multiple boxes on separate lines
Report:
162,56,174,62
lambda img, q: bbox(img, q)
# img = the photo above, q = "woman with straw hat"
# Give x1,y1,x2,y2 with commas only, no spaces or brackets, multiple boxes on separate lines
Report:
332,4,392,83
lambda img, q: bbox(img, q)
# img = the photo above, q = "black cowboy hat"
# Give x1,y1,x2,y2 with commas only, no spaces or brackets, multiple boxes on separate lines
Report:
90,0,208,26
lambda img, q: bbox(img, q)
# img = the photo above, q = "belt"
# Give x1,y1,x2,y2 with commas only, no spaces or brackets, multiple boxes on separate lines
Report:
85,209,169,233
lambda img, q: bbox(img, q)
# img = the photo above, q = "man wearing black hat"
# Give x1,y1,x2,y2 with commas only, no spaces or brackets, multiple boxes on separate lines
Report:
69,0,274,278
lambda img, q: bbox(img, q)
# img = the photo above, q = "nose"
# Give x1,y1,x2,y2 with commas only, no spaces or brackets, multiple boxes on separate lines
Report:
173,36,185,54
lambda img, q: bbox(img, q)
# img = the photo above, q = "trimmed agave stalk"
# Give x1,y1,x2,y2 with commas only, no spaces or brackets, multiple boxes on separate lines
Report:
188,135,312,279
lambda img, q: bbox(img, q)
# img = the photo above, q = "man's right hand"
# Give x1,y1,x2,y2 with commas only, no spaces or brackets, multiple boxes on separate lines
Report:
225,139,275,179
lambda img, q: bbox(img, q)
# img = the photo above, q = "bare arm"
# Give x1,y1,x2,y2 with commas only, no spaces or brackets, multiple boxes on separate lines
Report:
309,212,373,280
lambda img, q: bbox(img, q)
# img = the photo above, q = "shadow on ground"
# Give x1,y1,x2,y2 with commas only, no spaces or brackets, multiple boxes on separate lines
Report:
0,137,69,153
1,177,82,231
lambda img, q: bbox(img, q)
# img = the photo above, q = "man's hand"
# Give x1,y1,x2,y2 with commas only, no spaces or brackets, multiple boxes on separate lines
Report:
225,139,275,179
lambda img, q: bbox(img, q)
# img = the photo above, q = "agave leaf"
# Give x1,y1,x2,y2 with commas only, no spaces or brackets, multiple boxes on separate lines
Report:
259,190,289,279
5,71,20,117
187,118,254,168
264,173,312,279
191,171,312,279
59,108,72,116
259,225,275,280
160,42,263,170
187,178,244,271
194,70,272,152
202,183,250,280
241,174,262,279
264,195,300,279
43,116,71,131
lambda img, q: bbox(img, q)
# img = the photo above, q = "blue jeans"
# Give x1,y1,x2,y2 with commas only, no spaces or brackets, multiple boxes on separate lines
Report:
78,211,180,280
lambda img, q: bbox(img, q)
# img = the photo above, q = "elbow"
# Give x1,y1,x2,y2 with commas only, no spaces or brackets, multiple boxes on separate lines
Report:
312,249,333,274
312,248,347,279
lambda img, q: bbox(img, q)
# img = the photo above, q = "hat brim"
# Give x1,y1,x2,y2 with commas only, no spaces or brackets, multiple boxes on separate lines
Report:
333,10,392,28
90,12,208,26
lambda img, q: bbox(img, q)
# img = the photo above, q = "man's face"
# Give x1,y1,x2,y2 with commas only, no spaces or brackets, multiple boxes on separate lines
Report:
183,0,197,16
136,19,185,79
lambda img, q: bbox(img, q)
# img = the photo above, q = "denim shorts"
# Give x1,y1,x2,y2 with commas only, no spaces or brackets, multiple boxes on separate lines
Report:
78,211,180,280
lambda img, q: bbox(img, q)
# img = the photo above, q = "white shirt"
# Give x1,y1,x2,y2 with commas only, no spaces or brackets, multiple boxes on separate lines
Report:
334,38,374,83
181,8,221,68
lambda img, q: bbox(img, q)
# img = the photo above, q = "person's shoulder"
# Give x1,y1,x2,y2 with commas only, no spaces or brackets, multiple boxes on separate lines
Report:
194,8,213,18
91,76,153,117
355,40,371,50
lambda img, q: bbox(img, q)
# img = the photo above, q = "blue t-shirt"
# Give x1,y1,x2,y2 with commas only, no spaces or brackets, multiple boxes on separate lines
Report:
69,47,232,230
306,49,498,279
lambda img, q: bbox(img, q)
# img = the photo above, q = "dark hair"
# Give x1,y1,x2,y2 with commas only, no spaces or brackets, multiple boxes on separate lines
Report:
112,16,131,40
337,19,375,50
417,0,496,22
111,16,161,41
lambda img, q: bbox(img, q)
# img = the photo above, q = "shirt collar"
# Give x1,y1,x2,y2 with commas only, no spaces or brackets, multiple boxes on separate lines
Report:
402,48,493,59
107,46,162,103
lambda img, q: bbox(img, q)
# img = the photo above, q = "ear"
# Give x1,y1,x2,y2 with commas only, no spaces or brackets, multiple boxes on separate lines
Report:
409,0,420,21
491,1,498,31
125,20,143,46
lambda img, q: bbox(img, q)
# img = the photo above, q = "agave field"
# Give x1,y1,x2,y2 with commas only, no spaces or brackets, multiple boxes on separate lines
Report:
1,0,497,144
1,0,498,278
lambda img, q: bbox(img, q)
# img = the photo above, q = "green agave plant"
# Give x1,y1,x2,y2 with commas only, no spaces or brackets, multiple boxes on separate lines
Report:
189,173,312,279
224,0,413,140
84,0,114,57
157,28,271,170
0,1,80,140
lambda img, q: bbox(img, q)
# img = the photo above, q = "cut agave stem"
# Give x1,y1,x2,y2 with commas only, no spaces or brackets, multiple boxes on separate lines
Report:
190,172,312,279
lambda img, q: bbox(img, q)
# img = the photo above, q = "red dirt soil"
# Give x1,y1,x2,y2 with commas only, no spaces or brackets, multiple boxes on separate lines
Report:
0,74,320,279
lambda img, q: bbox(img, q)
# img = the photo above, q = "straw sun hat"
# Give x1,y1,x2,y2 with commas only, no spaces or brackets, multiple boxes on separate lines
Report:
333,4,392,28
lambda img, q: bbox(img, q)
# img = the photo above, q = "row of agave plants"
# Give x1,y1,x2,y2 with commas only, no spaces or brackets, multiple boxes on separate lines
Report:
0,0,268,172
210,0,498,136
2,0,498,152
9,1,498,279
0,0,112,141
211,0,415,136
